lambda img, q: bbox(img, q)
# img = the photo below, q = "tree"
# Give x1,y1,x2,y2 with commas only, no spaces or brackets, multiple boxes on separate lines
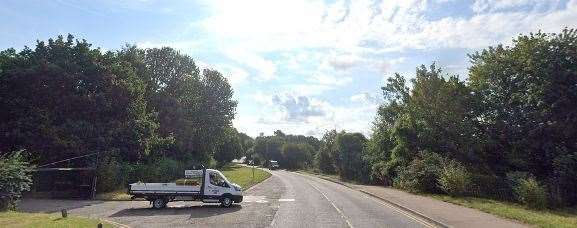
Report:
469,29,577,206
316,130,338,174
0,35,159,163
0,35,239,194
253,135,284,166
237,132,254,158
335,132,367,181
118,47,237,164
0,150,33,210
214,128,243,166
281,143,314,170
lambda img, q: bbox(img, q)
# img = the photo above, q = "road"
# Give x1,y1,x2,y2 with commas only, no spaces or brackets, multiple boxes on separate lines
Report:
19,170,432,228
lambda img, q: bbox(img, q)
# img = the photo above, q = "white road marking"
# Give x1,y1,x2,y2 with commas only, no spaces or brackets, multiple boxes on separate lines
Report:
308,182,354,228
278,199,295,202
242,195,269,203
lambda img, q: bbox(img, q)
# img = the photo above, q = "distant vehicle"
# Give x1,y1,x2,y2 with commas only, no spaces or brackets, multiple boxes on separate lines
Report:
269,160,279,170
128,167,243,209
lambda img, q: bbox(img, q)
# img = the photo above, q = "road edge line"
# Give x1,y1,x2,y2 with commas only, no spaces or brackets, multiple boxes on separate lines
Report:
297,172,451,228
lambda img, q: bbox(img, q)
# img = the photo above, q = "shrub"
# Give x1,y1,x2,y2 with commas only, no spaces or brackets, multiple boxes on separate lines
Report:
469,174,513,201
370,161,392,186
393,151,445,193
0,150,33,211
96,156,122,193
514,176,549,210
438,160,471,196
97,157,186,192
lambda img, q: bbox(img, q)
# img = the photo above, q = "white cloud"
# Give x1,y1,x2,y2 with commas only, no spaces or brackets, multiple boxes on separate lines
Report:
327,54,363,70
310,73,353,86
234,93,378,137
194,60,250,87
204,0,577,137
471,0,561,13
199,0,576,52
283,84,336,96
350,92,381,104
223,49,277,81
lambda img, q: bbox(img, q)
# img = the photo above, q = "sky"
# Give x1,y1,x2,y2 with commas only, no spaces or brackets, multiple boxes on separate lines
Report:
2,0,577,138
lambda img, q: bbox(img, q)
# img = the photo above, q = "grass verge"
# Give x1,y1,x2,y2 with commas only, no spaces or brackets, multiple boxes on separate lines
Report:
430,195,577,228
0,211,112,228
220,164,271,189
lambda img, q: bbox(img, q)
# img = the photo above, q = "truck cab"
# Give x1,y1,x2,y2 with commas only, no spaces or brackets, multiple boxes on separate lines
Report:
202,169,243,204
129,168,243,209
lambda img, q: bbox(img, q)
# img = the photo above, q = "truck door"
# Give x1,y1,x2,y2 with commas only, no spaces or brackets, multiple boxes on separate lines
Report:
205,171,230,198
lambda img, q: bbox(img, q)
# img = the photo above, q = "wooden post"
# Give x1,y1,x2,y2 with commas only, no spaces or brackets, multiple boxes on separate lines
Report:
91,152,100,199
97,223,103,228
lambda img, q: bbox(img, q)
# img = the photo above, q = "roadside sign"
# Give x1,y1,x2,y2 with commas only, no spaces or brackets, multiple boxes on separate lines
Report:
185,170,203,178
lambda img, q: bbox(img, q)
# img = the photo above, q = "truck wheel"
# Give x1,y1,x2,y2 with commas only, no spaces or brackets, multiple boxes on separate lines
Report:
152,198,166,209
220,196,233,207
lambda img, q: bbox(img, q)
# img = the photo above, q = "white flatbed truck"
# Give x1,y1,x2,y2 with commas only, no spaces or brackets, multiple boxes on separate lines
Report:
128,168,243,209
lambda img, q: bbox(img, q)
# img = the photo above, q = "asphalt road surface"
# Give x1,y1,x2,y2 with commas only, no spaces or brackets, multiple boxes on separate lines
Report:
19,170,432,228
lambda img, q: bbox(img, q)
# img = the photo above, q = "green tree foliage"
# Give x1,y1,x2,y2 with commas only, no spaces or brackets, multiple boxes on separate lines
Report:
512,176,549,209
118,47,236,164
251,130,320,169
0,35,238,193
281,143,314,170
214,127,243,166
237,132,255,158
438,160,472,196
468,29,577,206
0,150,33,210
0,35,159,163
367,29,577,207
335,132,367,181
393,151,445,193
253,135,284,167
315,130,338,174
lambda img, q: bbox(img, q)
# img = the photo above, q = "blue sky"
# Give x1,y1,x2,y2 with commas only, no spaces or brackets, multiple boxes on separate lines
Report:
2,0,577,137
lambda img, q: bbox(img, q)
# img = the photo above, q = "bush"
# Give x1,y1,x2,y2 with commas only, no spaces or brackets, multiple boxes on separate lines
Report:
370,161,392,186
0,150,33,211
393,151,444,193
514,176,549,210
96,156,122,193
438,160,471,196
96,156,188,193
469,174,513,201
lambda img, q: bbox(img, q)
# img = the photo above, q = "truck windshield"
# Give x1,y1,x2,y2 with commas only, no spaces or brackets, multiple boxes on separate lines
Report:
209,171,230,186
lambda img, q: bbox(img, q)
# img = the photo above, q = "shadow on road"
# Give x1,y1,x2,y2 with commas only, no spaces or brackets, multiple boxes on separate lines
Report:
109,204,242,219
18,198,106,213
